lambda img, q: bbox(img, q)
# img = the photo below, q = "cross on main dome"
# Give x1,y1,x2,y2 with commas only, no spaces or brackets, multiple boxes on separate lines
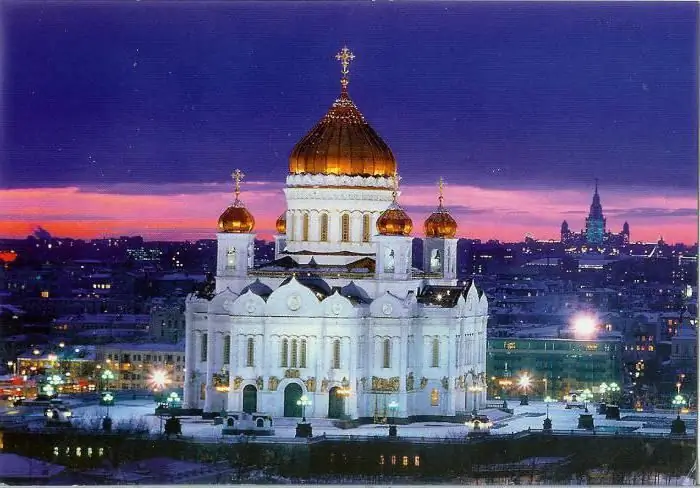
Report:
288,47,397,177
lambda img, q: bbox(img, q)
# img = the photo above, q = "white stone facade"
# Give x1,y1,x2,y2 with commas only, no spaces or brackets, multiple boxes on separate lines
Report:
183,173,488,421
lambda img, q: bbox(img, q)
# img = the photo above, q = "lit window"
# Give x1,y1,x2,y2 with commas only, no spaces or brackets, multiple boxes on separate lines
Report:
431,338,440,368
87,447,93,457
341,214,350,242
362,214,371,243
414,456,420,467
333,339,341,369
226,247,236,269
383,339,391,368
99,448,104,457
302,214,310,241
649,345,655,352
379,455,385,465
200,333,208,362
41,291,49,298
431,388,439,406
391,455,397,465
53,447,59,457
281,339,289,368
223,335,230,365
320,214,329,242
300,339,307,368
402,456,409,466
246,338,255,367
76,447,82,457
291,339,298,368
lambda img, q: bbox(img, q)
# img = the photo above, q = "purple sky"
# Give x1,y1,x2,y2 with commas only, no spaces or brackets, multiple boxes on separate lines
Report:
1,2,697,243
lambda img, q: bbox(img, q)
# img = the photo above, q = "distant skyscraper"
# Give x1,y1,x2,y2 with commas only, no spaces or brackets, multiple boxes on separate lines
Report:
585,179,606,245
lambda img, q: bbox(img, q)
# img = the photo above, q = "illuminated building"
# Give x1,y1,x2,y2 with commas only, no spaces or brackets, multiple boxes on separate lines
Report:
183,48,488,421
486,338,623,399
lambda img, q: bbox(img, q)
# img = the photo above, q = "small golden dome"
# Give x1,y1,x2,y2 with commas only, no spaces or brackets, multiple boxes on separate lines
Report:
217,169,255,233
424,177,457,238
276,212,287,234
218,204,255,233
377,201,413,236
289,48,396,178
425,210,457,238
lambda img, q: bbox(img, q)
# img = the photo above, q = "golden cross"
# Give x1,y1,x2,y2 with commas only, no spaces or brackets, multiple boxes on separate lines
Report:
231,169,245,200
438,177,445,206
335,46,355,91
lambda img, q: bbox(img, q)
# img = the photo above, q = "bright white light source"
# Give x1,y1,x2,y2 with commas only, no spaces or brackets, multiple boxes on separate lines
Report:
573,315,597,338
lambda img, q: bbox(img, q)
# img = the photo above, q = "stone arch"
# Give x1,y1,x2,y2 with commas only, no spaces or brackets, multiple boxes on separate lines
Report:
283,382,304,418
242,384,257,414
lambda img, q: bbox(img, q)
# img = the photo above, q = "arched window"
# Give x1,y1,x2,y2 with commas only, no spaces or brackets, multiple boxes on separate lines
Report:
223,335,231,365
431,338,439,368
431,388,440,406
341,214,350,242
302,213,310,241
200,333,208,362
383,338,391,368
246,337,255,367
320,213,329,242
291,339,298,367
300,339,307,368
332,339,341,369
226,247,236,269
362,214,371,242
280,338,289,368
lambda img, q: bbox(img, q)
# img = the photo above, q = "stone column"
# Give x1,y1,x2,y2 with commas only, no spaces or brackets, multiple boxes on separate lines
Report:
398,330,407,418
446,334,456,416
203,328,215,412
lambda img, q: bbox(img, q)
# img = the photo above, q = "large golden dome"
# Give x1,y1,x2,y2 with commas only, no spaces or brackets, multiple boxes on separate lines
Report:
424,178,457,238
288,47,396,177
218,169,255,233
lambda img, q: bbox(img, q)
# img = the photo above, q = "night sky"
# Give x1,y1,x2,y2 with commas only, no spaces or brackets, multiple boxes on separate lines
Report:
2,2,697,243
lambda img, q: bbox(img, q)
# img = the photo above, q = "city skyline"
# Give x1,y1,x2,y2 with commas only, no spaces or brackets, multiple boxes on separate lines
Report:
2,2,697,244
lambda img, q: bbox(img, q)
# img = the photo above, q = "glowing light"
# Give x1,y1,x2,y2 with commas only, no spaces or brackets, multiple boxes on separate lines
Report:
150,370,168,390
518,374,531,390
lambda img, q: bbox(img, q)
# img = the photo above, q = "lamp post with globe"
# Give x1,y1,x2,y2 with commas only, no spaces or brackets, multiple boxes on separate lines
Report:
101,370,115,393
543,396,555,430
671,394,687,434
388,400,399,437
295,395,313,438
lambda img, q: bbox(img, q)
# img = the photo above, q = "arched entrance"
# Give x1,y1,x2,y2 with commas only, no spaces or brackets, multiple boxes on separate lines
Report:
283,383,303,417
328,387,344,419
242,385,257,413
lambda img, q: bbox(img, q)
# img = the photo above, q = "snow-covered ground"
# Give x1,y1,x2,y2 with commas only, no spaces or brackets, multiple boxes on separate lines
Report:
2,399,695,441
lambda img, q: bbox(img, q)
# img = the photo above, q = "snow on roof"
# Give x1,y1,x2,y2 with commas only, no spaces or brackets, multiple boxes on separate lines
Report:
0,453,65,478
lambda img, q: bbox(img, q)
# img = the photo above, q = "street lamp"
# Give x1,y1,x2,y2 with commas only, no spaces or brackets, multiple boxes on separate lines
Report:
544,395,555,418
580,388,593,412
518,373,531,405
388,400,399,425
608,382,620,404
672,394,687,416
468,384,483,416
297,394,311,423
101,370,115,392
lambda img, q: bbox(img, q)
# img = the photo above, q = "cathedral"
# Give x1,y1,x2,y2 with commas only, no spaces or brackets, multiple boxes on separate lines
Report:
183,47,488,422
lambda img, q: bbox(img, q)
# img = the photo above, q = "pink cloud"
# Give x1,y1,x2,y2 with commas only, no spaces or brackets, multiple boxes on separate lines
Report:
0,183,696,244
